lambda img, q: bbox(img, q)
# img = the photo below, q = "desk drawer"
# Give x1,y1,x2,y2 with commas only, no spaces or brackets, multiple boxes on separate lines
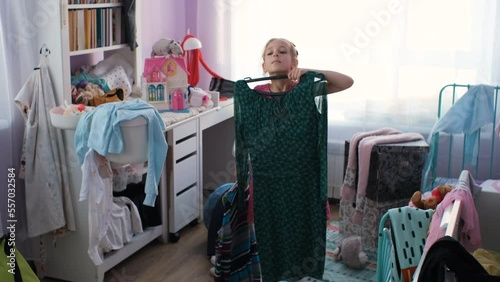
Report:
172,134,197,161
200,105,234,130
169,184,199,232
173,153,198,194
172,119,197,141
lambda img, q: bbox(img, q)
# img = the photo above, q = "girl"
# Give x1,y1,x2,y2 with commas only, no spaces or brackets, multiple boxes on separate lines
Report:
256,38,353,94
255,37,353,225
247,38,353,280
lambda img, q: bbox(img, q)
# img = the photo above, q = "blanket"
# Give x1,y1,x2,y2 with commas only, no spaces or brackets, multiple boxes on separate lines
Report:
341,129,425,224
428,84,495,166
424,170,482,253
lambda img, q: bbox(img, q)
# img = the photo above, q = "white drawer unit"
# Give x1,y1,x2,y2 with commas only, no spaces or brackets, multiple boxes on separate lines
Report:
166,119,200,241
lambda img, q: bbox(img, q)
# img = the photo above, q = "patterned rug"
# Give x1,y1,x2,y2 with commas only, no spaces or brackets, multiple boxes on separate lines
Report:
322,221,377,282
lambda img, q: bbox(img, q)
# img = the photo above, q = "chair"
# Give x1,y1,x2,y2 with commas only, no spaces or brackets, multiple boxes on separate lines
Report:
376,207,434,282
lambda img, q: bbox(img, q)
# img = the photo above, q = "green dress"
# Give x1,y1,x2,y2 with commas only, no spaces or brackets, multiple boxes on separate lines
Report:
234,71,328,281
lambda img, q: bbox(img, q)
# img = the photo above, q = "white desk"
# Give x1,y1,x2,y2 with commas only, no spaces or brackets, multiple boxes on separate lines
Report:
44,100,234,282
161,99,234,239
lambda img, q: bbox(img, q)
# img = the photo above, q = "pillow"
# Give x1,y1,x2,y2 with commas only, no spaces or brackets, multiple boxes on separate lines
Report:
90,53,134,79
101,64,132,97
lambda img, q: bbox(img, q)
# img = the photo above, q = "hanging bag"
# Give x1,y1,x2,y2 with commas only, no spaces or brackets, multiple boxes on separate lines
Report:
209,77,235,98
0,235,40,282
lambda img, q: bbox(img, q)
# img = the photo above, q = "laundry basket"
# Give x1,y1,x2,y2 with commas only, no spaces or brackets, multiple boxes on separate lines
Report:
106,116,148,166
376,207,434,282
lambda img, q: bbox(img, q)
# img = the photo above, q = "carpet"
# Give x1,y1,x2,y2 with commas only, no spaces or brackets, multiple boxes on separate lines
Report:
322,221,377,282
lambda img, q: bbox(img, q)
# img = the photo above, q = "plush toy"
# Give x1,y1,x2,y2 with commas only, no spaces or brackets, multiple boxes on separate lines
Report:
332,236,368,269
411,184,452,210
188,86,211,107
151,38,183,57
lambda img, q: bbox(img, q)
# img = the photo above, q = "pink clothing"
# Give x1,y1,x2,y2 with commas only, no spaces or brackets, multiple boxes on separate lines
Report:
424,171,482,253
252,82,331,221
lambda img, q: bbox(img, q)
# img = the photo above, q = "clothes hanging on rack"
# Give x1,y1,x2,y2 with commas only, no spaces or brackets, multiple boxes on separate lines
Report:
14,54,76,237
234,71,328,281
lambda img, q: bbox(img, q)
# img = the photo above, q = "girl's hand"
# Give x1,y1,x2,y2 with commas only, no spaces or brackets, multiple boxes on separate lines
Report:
288,68,307,82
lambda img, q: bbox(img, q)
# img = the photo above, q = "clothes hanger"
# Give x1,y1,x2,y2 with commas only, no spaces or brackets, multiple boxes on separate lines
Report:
243,74,290,97
243,74,289,83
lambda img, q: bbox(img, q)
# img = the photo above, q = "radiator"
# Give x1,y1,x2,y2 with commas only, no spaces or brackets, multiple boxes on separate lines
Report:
327,141,345,199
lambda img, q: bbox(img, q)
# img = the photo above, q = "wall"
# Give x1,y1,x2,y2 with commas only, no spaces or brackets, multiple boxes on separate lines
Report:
141,0,186,66
142,0,230,90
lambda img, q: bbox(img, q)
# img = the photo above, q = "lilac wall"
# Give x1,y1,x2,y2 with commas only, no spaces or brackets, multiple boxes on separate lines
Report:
141,0,186,71
141,0,222,90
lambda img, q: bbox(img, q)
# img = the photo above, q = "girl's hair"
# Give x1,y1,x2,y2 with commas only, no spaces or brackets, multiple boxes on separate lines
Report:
261,38,299,61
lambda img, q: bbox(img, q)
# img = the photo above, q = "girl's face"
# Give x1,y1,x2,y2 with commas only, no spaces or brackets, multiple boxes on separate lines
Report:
262,39,297,75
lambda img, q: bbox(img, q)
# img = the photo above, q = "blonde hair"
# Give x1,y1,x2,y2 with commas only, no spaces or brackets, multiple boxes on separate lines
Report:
261,38,299,61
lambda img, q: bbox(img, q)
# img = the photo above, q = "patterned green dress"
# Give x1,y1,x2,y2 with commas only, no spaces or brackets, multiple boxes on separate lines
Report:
234,71,328,281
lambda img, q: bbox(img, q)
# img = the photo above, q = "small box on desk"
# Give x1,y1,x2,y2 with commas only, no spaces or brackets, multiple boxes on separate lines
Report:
340,139,429,250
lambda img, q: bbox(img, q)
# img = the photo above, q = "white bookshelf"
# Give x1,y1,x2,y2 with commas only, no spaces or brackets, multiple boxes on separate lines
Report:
42,2,168,282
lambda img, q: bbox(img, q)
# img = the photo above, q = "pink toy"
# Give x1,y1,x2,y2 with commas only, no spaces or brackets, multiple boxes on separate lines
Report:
170,89,186,110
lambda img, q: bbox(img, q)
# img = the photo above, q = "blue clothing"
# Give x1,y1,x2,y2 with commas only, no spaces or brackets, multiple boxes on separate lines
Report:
75,99,167,206
428,84,496,165
387,207,434,281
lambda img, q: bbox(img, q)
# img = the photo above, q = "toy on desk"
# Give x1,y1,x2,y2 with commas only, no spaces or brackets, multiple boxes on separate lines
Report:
151,38,183,57
411,184,452,210
142,50,190,111
142,58,168,110
188,86,210,107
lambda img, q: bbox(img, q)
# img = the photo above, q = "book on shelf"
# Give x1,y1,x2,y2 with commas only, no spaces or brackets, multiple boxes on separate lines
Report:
68,7,125,51
68,1,123,6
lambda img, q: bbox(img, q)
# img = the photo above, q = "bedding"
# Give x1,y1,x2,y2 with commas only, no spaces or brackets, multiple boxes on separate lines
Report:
423,83,500,192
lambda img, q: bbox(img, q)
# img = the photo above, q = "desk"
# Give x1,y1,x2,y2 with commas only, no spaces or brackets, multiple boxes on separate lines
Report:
161,99,234,239
44,100,234,282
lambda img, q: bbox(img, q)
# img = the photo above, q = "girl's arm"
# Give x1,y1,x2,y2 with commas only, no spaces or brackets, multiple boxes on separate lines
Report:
289,68,354,94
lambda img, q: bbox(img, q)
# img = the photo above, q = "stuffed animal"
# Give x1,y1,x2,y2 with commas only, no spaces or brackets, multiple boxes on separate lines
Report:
411,184,452,210
332,236,368,269
151,38,183,57
188,86,211,107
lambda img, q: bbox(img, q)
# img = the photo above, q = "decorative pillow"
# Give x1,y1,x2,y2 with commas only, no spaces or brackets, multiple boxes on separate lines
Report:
101,64,132,97
90,53,134,80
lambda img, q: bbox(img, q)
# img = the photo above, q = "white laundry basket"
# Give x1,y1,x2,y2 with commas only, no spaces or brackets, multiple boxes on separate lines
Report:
107,116,148,166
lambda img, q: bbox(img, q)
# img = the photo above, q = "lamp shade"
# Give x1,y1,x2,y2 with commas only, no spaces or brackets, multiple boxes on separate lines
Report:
183,37,202,50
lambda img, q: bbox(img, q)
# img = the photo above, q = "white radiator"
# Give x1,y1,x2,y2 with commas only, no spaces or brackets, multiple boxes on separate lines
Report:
327,141,346,199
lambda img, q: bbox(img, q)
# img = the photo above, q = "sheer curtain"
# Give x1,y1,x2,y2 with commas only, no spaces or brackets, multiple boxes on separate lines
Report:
225,0,500,141
0,0,39,247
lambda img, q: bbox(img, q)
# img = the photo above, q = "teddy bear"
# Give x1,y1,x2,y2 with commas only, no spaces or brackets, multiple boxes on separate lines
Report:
332,236,368,269
411,184,452,210
151,38,183,57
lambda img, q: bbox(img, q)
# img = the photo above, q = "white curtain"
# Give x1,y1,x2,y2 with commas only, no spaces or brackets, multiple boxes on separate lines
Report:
0,0,41,249
225,0,500,141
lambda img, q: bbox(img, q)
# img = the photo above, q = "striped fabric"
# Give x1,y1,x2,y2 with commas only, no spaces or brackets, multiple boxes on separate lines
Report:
214,182,262,281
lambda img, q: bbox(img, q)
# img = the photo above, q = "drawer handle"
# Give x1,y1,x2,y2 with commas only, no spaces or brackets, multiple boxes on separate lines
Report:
176,151,197,164
176,133,197,145
177,183,197,197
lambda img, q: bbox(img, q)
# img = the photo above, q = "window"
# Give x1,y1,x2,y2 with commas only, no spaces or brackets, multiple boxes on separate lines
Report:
225,0,499,139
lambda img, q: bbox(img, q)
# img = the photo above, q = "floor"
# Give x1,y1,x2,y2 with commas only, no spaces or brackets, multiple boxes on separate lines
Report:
42,199,340,282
